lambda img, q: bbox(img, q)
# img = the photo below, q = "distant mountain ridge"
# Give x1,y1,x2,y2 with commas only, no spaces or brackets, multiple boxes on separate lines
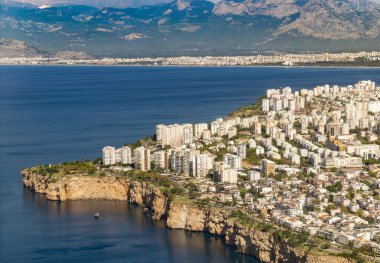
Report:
2,0,174,8
0,38,43,58
1,0,380,56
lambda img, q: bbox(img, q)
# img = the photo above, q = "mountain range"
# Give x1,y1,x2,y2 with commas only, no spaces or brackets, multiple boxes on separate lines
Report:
1,0,380,57
4,0,175,8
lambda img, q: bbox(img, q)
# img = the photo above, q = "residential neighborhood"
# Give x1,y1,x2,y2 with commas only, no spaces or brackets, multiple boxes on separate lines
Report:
102,80,380,257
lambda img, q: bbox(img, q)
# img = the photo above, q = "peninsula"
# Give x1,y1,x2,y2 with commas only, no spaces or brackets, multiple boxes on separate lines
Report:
22,81,380,263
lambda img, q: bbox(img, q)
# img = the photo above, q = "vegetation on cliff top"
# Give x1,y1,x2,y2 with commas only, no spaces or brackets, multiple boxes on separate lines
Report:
229,96,264,118
27,161,186,201
123,170,185,200
29,160,100,183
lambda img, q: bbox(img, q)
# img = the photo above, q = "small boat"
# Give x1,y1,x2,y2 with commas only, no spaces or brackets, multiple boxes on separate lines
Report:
94,212,100,219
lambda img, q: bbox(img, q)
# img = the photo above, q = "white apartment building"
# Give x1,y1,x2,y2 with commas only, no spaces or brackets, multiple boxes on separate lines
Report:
133,147,151,171
217,126,227,136
368,101,380,113
223,153,242,169
183,149,200,176
194,123,208,137
346,144,380,159
256,146,265,155
236,143,247,159
154,150,169,169
169,151,183,173
219,167,238,184
322,156,363,168
103,146,116,165
102,146,131,165
228,127,237,138
183,125,193,145
248,170,261,181
201,130,211,140
156,123,193,147
116,146,132,164
192,153,214,178
262,98,270,112
210,120,220,135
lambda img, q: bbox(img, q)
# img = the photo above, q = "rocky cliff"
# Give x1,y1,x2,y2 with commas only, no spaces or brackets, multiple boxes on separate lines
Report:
166,202,354,263
22,169,168,219
21,169,355,263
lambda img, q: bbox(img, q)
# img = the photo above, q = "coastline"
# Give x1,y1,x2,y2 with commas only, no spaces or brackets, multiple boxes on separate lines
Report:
14,73,380,263
3,63,380,69
21,169,355,263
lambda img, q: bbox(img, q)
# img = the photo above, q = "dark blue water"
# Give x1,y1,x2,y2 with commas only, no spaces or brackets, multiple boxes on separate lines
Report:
1,66,380,263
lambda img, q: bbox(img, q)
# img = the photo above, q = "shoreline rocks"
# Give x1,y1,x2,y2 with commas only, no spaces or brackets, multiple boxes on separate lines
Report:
21,169,355,263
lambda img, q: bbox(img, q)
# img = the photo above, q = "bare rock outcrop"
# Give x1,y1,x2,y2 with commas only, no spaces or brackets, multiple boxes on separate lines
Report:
213,0,302,19
166,202,355,263
21,169,356,263
276,0,380,39
22,169,129,201
22,169,167,219
0,39,43,58
54,51,93,60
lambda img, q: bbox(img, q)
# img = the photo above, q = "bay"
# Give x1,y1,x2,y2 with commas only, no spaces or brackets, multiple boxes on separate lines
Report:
1,66,380,262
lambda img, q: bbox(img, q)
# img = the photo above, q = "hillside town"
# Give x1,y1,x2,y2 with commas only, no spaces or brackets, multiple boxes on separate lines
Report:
102,80,380,257
2,51,380,66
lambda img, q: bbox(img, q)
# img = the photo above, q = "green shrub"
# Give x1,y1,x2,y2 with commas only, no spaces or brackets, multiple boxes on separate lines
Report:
320,242,331,249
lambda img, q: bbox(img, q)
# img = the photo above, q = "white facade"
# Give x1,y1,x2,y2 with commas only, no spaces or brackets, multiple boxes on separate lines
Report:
228,127,237,138
220,167,238,184
169,151,183,173
183,149,200,176
194,123,208,137
103,146,131,165
154,150,169,169
236,144,247,159
156,123,193,147
192,153,214,178
134,147,151,171
102,146,116,165
262,98,270,112
248,170,261,181
368,101,380,113
201,130,211,140
223,153,242,169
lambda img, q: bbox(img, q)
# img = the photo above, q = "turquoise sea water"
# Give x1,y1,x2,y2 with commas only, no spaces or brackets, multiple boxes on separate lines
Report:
1,66,380,262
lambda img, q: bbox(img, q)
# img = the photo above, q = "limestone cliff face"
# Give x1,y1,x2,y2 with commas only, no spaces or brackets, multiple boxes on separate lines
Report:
127,181,168,220
21,170,354,263
22,170,130,201
166,203,354,263
21,169,168,219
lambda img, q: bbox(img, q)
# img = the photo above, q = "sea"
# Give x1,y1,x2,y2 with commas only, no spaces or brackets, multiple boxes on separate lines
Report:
1,66,380,263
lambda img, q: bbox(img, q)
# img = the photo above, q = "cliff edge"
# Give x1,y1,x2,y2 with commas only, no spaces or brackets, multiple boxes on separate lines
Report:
21,169,355,263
